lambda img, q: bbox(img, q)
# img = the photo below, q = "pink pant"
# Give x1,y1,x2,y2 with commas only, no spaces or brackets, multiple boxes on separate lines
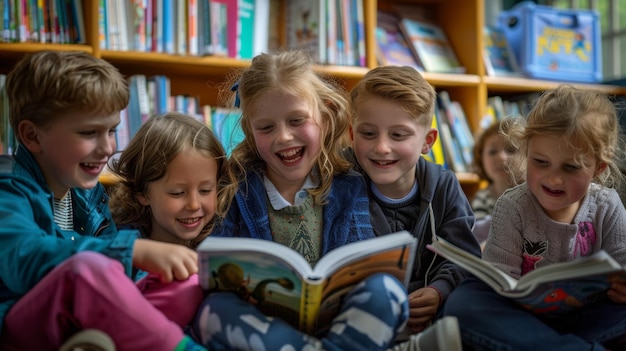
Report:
1,251,204,351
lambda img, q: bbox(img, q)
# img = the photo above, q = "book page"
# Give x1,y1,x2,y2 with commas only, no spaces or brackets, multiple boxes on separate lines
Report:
427,236,518,291
312,231,416,283
314,245,414,333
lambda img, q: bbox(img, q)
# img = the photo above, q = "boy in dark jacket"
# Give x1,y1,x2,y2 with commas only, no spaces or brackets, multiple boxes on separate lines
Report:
349,66,482,335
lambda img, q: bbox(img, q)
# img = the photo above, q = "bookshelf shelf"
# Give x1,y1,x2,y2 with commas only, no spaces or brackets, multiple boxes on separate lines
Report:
2,0,625,198
483,76,626,95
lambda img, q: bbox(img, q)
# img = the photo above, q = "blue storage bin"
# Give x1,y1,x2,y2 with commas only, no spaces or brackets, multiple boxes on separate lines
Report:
498,1,602,83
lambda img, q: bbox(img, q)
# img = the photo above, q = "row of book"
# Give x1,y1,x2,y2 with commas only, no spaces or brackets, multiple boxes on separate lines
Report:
426,91,539,174
120,74,244,155
1,0,86,44
287,0,365,67
99,0,271,58
425,91,473,173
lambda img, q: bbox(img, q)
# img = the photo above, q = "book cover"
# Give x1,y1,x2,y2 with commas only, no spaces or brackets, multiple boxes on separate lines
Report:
399,17,465,73
252,0,270,56
285,0,324,63
352,0,365,67
427,236,623,316
198,231,417,335
375,11,423,71
237,0,255,59
211,0,238,57
482,26,522,77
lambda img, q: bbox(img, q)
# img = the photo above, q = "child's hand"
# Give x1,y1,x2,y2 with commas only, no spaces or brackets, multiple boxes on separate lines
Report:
406,287,441,333
608,275,626,303
132,239,198,283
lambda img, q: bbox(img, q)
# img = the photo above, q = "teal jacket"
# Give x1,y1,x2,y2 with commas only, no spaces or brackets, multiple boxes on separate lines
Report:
0,145,138,330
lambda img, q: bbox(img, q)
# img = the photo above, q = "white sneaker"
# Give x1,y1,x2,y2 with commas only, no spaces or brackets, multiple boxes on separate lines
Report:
59,329,116,351
387,316,462,351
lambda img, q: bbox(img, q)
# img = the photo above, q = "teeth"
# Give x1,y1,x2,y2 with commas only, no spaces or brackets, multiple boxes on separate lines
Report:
279,148,300,158
179,217,201,224
374,160,394,165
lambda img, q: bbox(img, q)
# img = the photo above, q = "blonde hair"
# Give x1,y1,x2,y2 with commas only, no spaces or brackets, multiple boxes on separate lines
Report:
108,112,235,248
503,84,625,188
223,50,352,205
350,66,436,126
6,51,129,143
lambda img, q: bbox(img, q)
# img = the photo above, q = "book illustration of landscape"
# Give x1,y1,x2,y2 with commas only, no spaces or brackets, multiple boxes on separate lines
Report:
198,231,416,335
427,236,624,316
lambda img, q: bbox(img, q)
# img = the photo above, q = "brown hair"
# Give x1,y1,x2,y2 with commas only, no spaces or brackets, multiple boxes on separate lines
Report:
503,84,625,187
108,112,235,248
472,120,505,181
350,65,436,126
6,51,129,143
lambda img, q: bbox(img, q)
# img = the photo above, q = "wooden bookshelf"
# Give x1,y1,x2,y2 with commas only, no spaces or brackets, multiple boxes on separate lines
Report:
2,0,625,198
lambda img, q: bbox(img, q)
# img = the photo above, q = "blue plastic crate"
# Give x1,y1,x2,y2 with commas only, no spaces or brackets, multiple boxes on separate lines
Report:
498,1,602,83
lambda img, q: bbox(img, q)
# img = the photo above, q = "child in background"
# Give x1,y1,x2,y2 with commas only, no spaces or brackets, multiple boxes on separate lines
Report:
470,120,516,245
0,51,205,351
192,50,409,351
349,66,481,343
444,85,626,350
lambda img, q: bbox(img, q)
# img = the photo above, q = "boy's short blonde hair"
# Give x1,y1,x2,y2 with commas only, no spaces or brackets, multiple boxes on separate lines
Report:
6,51,129,142
350,66,436,127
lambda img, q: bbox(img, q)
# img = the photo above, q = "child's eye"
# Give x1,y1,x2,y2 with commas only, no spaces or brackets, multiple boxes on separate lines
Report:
532,158,548,166
290,117,306,125
80,130,96,136
200,188,213,195
358,130,376,139
564,164,581,172
256,125,273,132
109,128,117,135
169,191,184,197
391,132,409,140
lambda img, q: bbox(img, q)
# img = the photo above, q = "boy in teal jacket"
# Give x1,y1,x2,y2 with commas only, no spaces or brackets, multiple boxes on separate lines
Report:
0,51,205,351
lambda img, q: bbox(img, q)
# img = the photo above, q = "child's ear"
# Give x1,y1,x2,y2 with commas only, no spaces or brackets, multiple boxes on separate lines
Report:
18,120,43,154
135,193,150,206
595,162,608,177
421,129,438,154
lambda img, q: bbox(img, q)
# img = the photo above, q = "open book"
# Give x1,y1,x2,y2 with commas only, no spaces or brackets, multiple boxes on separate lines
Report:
427,236,623,315
198,231,416,335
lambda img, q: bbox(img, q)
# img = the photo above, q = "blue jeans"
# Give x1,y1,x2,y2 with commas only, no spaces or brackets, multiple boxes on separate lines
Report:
191,273,409,351
443,277,626,351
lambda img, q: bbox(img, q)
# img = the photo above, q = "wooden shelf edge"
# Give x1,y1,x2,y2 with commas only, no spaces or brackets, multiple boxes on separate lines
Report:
483,76,626,95
0,43,93,55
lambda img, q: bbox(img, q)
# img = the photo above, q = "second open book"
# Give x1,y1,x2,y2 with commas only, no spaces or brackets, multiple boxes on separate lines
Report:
427,236,623,315
197,231,416,335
